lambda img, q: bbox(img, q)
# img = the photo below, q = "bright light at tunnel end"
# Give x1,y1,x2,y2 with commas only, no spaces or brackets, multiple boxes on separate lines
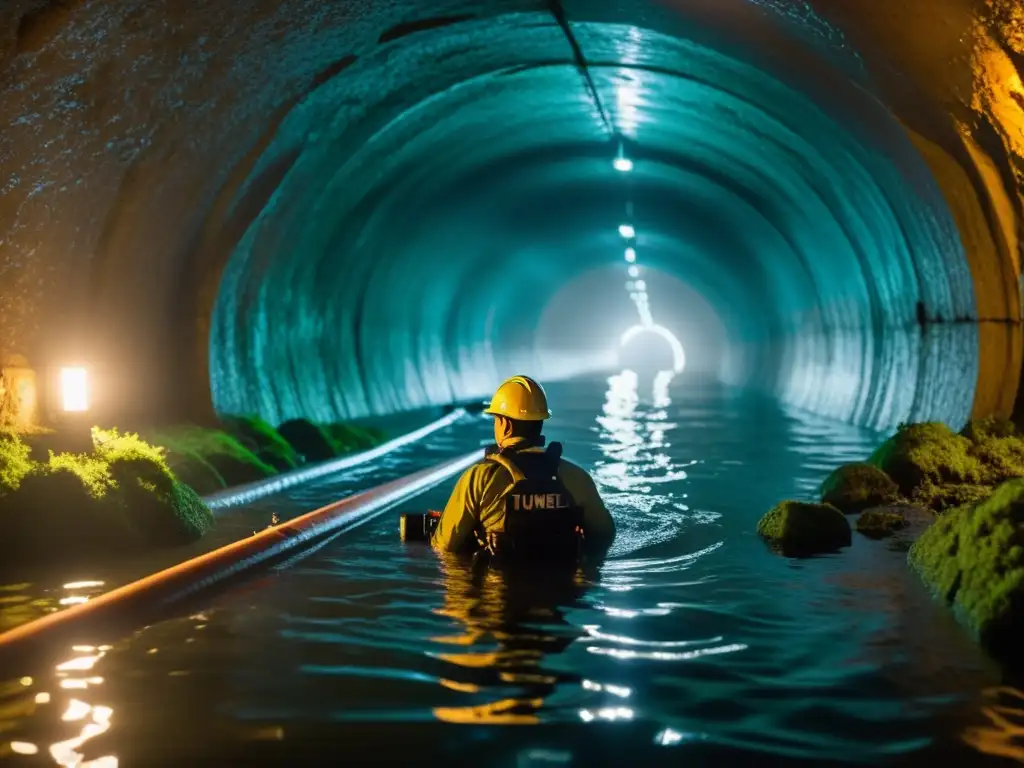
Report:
613,157,634,172
620,324,686,373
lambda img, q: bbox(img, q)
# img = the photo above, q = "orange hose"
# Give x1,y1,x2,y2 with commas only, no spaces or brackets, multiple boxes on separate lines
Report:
0,450,479,658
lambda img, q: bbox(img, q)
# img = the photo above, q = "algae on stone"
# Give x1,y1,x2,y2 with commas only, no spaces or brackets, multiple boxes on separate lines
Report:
148,425,275,491
220,415,301,472
820,462,900,513
856,508,908,539
908,478,1024,660
911,480,995,512
0,429,215,571
757,500,852,557
868,422,985,495
0,431,33,492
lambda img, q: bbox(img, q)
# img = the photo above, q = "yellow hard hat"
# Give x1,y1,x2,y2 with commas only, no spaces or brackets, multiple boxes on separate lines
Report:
484,375,551,421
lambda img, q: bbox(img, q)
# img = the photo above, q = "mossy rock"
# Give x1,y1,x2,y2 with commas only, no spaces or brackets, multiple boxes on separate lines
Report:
969,435,1024,485
0,438,215,572
324,422,385,453
908,478,1024,662
0,465,139,568
868,422,985,496
150,426,276,489
277,418,337,462
962,417,1017,443
756,500,852,557
221,415,301,472
108,457,214,546
163,450,225,495
856,508,908,539
0,431,34,493
911,481,994,513
820,463,900,513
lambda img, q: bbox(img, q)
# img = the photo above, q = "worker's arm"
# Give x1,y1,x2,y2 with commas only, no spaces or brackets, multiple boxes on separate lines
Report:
560,462,616,551
431,465,480,553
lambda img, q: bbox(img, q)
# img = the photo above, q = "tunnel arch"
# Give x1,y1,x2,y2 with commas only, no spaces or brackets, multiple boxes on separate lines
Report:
206,11,982,431
0,0,1020,432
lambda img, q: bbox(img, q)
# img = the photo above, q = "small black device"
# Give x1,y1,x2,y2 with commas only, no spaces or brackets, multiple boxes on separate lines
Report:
399,510,441,543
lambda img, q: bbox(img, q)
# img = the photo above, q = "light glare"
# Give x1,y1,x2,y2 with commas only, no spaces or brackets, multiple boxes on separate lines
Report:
618,224,635,239
613,157,633,172
624,248,636,263
60,367,89,412
620,323,687,373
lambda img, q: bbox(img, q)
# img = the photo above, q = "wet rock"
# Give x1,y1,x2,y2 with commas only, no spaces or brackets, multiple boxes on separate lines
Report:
868,422,986,496
820,462,900,513
908,478,1024,662
856,507,909,539
911,480,995,512
756,500,852,557
961,417,1024,485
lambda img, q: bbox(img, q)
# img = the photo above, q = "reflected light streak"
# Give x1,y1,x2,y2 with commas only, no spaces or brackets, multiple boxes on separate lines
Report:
586,642,748,661
579,706,634,723
583,625,725,649
582,679,632,698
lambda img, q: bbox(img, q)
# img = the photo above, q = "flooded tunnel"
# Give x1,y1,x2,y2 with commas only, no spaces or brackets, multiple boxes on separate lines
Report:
3,0,1024,764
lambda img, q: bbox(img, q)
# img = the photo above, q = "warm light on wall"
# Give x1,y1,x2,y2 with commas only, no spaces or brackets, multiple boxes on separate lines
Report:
60,367,89,412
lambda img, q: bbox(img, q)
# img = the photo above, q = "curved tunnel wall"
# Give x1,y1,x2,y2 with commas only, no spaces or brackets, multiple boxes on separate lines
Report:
0,0,1021,433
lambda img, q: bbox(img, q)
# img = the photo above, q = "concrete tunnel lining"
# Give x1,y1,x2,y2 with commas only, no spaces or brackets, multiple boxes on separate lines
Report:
0,0,1020,432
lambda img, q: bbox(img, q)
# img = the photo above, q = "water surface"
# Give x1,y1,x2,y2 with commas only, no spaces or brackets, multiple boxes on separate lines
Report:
2,374,1023,766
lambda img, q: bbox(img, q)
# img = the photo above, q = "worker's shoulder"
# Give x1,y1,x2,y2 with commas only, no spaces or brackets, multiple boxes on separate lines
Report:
556,454,596,484
463,455,504,480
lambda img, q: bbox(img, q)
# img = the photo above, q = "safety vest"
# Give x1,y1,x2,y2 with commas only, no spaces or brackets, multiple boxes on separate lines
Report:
479,442,584,562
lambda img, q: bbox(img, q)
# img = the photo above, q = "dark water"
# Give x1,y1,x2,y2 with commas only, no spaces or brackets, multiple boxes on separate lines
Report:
3,374,1024,766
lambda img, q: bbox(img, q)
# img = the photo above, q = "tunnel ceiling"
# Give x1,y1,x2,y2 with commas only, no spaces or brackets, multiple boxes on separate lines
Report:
1,0,1022,430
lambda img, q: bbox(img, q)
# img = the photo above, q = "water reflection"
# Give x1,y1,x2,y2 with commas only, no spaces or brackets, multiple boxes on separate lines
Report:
0,641,116,766
593,369,707,562
429,554,598,725
962,686,1024,762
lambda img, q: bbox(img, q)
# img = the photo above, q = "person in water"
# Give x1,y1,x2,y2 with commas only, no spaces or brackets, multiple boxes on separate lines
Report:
431,375,616,559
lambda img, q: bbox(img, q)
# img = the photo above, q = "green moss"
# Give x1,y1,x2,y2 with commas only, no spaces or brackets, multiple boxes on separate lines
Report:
46,451,114,499
0,432,33,493
0,463,137,564
325,422,386,453
820,463,900,513
962,417,1017,443
908,478,1024,660
856,508,908,539
108,457,213,545
969,435,1024,485
868,422,985,496
92,426,169,468
756,500,852,557
149,425,275,488
911,480,995,512
0,430,215,571
220,415,301,472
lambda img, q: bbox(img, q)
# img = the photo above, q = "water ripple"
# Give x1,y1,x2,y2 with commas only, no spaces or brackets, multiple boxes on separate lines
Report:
0,376,1014,765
